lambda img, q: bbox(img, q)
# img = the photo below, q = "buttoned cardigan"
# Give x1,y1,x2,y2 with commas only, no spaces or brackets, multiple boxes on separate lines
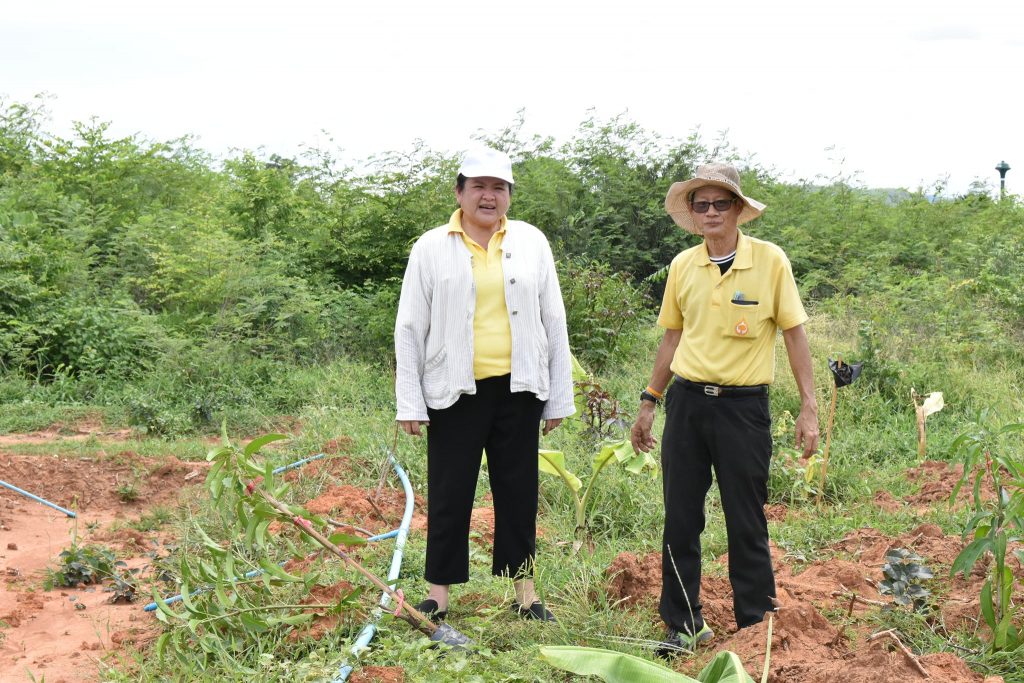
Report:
394,219,575,422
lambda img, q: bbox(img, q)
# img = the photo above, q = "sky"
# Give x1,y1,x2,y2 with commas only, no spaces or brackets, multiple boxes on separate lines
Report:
2,0,1022,196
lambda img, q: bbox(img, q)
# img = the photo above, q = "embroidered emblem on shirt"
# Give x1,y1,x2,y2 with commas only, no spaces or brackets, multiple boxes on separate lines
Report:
735,318,749,336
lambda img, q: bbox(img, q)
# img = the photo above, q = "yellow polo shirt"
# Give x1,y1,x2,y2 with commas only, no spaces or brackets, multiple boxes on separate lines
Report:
657,231,807,386
448,210,513,379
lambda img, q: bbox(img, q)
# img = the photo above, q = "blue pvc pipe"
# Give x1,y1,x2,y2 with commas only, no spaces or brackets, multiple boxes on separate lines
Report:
272,453,326,475
334,453,415,682
0,479,76,518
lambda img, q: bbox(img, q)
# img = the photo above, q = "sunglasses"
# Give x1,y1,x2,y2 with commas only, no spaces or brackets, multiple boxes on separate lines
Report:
690,199,737,213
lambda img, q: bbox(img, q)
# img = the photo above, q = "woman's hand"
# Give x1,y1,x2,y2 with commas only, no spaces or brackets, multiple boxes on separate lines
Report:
542,418,562,436
399,420,428,436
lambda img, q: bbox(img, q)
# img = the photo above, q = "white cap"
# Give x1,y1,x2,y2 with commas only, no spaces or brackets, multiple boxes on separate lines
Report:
458,147,514,185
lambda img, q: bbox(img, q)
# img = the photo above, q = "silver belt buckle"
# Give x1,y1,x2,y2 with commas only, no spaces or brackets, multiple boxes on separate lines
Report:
703,384,721,397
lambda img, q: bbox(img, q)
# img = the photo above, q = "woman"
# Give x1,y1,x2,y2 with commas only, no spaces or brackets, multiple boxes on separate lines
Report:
394,147,574,623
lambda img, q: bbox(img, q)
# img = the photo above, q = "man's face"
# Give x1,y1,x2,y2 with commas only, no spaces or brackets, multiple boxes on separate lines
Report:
689,186,741,240
456,176,511,230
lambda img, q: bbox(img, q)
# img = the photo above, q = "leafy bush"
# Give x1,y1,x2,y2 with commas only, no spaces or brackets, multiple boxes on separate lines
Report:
25,296,166,379
319,281,400,364
559,256,650,374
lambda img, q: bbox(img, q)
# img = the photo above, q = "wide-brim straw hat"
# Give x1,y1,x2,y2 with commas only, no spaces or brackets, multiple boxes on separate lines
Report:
665,163,766,235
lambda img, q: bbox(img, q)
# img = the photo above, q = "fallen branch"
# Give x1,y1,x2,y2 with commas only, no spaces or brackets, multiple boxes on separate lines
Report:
868,629,929,678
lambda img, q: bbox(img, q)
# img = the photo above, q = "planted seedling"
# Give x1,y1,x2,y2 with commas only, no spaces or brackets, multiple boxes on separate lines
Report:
878,547,933,611
949,412,1024,652
47,543,125,588
538,356,658,553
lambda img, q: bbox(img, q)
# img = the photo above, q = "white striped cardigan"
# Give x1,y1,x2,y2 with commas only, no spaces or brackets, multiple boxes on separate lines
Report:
394,219,576,422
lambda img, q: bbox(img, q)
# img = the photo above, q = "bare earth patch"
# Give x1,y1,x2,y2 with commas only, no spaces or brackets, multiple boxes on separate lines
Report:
0,444,206,683
604,522,1013,681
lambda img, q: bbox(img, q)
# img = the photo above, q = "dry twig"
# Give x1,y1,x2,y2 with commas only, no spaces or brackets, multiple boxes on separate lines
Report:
831,590,887,607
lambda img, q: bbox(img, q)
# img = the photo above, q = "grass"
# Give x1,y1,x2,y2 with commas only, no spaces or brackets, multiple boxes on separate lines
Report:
3,304,1023,682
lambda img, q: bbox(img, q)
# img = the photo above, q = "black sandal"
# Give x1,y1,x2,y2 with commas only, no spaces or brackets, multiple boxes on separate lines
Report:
413,598,448,624
511,601,557,623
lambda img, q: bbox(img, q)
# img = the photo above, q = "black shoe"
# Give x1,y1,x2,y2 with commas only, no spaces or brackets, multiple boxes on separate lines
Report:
511,601,557,623
413,599,448,624
655,624,714,658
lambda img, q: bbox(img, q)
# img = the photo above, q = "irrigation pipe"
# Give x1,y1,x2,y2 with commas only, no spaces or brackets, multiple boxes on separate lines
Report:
271,453,326,475
0,479,77,518
334,452,415,682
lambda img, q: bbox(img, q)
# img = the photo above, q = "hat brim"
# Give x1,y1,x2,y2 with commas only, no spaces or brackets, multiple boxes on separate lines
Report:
665,179,766,235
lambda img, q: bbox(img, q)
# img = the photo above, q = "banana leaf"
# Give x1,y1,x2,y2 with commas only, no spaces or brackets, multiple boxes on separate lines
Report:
539,646,754,683
538,449,583,492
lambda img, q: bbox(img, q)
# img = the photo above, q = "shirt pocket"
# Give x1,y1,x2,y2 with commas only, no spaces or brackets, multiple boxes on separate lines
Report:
722,299,762,339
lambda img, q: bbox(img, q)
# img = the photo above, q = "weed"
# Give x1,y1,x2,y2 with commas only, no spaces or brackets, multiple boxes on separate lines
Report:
128,506,173,532
574,378,631,444
116,481,140,502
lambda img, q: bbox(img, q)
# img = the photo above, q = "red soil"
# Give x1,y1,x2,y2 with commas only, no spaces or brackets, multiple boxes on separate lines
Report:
602,461,1020,683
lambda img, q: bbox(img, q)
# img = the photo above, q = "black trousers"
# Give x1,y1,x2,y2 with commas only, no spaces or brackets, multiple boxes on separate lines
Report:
425,375,545,584
659,380,775,633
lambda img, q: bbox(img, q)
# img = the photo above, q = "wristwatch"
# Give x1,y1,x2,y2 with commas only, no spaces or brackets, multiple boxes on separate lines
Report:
640,390,661,405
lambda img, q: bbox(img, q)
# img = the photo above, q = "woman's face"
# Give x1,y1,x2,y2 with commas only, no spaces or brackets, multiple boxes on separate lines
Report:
689,186,741,241
456,176,511,230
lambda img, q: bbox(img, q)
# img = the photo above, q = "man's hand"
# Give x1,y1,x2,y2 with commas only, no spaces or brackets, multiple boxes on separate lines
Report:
542,418,562,436
782,324,819,458
794,406,819,458
399,420,428,436
630,402,658,453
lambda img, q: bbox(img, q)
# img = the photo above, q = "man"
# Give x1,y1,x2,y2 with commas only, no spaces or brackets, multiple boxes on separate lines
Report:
630,163,819,656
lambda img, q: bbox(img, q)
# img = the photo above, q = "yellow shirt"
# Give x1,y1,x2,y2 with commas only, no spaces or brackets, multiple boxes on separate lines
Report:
657,231,807,386
448,210,513,379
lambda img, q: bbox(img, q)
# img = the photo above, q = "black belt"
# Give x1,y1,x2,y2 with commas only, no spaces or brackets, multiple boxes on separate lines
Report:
677,377,768,398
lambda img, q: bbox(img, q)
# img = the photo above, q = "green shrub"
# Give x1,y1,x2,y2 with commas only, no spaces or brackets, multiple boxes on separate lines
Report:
559,256,651,375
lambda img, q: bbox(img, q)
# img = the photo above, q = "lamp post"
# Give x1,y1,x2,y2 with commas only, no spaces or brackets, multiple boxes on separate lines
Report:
996,160,1010,199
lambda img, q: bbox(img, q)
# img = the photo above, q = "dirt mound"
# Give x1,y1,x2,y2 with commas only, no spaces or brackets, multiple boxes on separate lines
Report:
606,551,661,607
303,484,426,534
350,666,405,683
685,596,993,683
778,558,880,608
904,460,991,508
872,490,902,512
764,504,789,522
470,507,495,546
607,537,1000,682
